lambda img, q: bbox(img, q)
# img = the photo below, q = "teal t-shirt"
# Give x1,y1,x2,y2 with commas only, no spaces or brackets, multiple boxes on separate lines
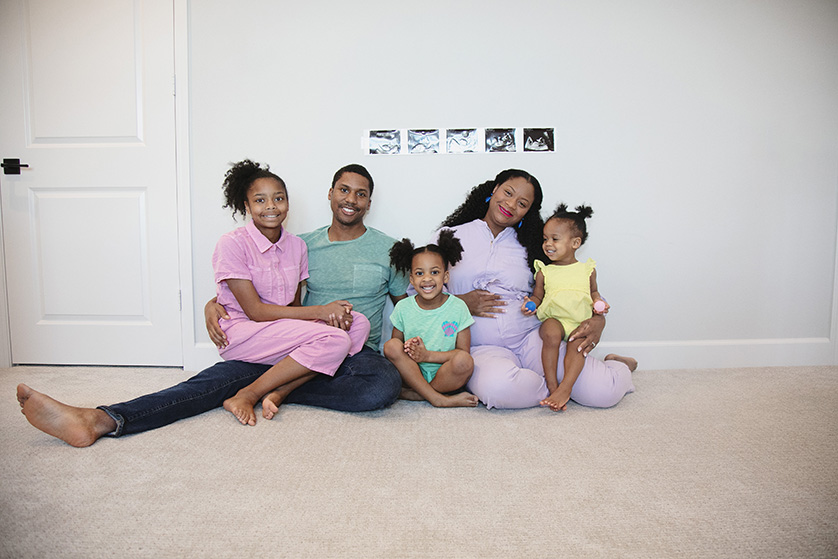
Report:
300,226,409,350
389,294,475,382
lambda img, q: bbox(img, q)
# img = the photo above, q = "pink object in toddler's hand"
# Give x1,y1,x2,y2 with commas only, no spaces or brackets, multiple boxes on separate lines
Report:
525,301,536,312
593,300,606,313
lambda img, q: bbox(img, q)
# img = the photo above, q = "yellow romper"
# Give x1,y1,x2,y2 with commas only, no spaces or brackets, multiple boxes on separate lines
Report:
534,258,596,340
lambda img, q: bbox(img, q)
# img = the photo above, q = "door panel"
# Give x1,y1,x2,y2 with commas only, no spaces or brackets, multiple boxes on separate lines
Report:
0,0,182,365
27,0,141,142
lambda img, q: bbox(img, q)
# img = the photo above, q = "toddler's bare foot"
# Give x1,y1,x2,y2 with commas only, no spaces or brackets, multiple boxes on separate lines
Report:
540,386,571,412
540,394,568,412
605,354,638,372
16,384,116,447
399,387,424,401
438,391,479,408
261,388,292,420
222,391,258,426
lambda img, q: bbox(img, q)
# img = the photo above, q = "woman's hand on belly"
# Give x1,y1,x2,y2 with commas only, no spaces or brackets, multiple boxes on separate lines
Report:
458,289,506,318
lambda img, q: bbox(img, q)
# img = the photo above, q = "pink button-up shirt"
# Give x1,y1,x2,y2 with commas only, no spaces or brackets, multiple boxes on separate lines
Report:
212,220,309,324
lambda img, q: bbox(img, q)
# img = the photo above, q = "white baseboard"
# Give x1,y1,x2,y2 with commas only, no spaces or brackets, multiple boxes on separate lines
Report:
183,337,837,375
595,337,836,370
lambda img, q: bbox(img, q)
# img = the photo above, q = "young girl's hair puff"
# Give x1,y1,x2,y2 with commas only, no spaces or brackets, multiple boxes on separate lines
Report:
548,203,594,245
222,159,287,219
389,229,464,275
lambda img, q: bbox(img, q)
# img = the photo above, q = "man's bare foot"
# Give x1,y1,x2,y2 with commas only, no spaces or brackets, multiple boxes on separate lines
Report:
399,387,424,401
437,391,479,408
261,387,292,420
604,354,638,372
16,384,116,447
222,391,258,426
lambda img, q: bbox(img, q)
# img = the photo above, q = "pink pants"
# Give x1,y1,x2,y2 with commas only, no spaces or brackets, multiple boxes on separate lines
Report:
219,311,370,377
467,327,635,409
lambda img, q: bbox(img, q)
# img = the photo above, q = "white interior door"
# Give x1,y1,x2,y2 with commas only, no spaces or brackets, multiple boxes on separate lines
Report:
0,0,182,366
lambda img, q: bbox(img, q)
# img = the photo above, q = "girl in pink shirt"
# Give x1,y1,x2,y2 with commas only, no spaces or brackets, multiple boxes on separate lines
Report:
213,160,369,426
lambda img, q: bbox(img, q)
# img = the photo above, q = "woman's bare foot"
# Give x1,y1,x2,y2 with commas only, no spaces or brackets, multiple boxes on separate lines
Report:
605,354,638,372
222,390,258,426
398,386,424,401
261,387,292,420
16,384,116,447
437,391,479,408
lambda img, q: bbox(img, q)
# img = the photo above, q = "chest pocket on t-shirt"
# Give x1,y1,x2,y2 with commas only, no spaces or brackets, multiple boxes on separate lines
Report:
353,264,385,294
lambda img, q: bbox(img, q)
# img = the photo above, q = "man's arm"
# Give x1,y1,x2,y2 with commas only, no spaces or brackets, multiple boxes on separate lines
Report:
205,297,229,349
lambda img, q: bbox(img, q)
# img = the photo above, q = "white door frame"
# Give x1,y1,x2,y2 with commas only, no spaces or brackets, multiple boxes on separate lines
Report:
0,221,11,367
833,215,838,366
173,0,202,372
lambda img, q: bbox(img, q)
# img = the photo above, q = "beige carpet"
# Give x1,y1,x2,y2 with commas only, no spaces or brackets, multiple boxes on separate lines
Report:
1,365,836,558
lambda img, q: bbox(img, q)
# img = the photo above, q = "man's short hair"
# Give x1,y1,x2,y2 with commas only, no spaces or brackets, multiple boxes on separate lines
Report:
331,164,374,196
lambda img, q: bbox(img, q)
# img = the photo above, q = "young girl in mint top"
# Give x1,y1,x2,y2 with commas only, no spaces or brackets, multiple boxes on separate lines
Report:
383,230,477,408
213,160,369,426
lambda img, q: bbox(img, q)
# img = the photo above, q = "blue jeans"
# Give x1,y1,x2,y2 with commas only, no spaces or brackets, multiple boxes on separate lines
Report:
99,347,401,436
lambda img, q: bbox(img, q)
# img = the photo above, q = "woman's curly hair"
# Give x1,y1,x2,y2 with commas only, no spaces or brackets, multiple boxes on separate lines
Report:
222,159,286,219
548,203,594,245
389,229,464,275
440,169,545,269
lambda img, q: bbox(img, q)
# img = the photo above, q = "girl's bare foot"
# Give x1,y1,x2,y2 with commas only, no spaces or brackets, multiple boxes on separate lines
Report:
16,384,116,447
604,354,638,372
261,387,292,420
438,391,479,408
222,390,258,426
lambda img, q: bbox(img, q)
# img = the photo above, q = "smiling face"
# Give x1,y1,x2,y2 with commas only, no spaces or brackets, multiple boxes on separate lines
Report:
245,177,288,242
542,217,581,265
410,251,449,309
484,176,535,235
328,171,372,229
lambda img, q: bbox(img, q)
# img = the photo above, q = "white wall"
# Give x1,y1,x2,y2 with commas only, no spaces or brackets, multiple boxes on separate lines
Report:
181,0,838,371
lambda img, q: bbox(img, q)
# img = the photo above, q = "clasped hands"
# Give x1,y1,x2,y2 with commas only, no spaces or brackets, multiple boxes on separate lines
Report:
204,298,355,350
402,336,429,363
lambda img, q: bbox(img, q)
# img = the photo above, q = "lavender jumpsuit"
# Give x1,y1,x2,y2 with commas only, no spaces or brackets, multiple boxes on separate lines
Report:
214,221,369,376
439,220,634,409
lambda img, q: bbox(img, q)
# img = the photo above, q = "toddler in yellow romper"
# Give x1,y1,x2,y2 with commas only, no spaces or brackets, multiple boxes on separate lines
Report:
522,204,609,412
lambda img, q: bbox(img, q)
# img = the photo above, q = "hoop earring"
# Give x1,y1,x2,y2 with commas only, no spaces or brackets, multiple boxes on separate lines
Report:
517,220,523,229
485,196,492,203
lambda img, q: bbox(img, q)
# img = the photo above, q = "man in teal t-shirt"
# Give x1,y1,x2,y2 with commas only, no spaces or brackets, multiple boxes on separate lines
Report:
300,225,406,351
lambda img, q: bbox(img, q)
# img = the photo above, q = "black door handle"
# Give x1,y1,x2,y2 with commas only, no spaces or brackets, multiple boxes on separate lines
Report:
2,158,29,175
